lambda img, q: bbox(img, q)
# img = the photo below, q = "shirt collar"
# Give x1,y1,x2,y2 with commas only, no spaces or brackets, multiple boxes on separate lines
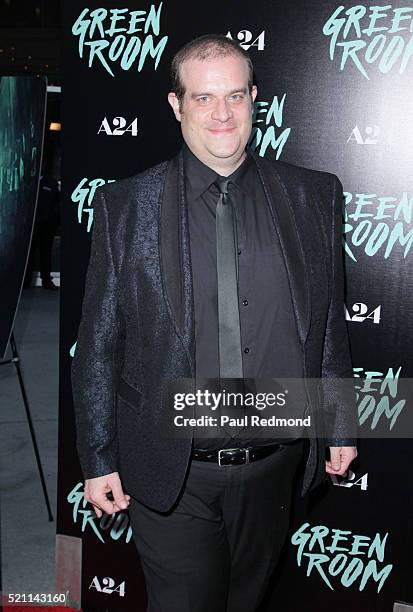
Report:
183,144,253,200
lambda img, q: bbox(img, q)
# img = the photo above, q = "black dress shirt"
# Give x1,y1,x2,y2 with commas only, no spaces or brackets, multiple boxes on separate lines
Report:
184,145,306,449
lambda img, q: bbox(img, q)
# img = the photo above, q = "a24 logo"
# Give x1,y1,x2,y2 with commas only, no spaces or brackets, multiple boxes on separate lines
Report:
345,302,381,324
331,470,368,491
98,116,138,136
347,125,380,145
226,30,265,51
89,576,126,597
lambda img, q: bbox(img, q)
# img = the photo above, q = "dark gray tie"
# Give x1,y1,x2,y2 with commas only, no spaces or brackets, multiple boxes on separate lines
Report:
215,177,243,379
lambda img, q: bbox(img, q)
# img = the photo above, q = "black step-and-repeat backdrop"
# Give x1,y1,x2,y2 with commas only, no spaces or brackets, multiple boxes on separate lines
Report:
60,2,413,610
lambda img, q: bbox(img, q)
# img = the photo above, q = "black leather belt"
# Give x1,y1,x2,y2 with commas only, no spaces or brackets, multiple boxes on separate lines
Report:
192,443,283,466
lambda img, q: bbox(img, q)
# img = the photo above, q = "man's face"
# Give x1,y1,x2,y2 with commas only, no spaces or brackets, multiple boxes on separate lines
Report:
168,54,257,171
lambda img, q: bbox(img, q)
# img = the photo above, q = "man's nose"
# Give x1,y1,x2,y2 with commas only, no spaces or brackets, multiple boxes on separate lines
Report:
211,98,233,122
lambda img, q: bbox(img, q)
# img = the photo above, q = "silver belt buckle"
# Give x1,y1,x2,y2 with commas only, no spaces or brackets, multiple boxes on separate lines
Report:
218,447,250,466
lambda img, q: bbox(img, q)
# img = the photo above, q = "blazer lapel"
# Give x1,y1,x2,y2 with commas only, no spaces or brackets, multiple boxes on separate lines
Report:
159,151,195,373
251,152,311,345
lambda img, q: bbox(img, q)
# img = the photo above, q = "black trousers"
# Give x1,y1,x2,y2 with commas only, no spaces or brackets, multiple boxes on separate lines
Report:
128,441,304,612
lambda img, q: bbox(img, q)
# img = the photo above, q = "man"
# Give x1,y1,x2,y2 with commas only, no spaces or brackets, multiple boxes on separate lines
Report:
25,157,61,290
72,34,357,612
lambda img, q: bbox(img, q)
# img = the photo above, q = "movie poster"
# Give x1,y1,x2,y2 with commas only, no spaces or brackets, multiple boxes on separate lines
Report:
0,76,47,359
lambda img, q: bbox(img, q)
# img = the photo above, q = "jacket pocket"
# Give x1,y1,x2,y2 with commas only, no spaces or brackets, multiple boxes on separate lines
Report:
117,376,143,413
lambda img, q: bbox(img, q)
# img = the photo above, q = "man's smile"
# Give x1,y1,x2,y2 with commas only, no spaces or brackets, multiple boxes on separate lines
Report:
207,126,236,134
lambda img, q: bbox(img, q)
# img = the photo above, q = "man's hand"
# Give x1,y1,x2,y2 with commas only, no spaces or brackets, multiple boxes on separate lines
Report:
84,472,131,518
325,446,357,477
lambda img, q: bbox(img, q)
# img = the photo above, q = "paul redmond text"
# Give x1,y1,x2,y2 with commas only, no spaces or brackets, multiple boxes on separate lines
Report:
173,415,311,428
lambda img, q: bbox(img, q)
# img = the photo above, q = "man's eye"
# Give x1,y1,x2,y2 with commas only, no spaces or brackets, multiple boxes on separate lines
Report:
230,94,243,101
197,96,210,103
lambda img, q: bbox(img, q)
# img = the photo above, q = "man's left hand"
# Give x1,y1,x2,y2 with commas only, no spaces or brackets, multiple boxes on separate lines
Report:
325,446,357,476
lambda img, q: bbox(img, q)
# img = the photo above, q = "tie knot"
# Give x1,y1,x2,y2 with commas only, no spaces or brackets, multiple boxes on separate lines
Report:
215,176,230,195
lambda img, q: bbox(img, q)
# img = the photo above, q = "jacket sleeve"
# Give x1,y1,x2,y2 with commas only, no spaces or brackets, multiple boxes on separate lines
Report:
71,188,121,479
322,175,358,447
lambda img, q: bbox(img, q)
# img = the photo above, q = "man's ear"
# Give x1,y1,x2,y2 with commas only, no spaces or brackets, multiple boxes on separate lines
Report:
251,85,258,104
168,92,182,122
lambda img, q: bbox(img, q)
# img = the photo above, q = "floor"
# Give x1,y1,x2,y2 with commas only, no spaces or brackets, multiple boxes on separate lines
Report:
0,286,59,596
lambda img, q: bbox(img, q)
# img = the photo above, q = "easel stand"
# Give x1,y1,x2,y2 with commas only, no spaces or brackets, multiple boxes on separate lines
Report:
0,331,53,521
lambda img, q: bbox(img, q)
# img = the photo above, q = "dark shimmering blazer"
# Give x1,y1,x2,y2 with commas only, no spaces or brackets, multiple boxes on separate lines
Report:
71,150,357,513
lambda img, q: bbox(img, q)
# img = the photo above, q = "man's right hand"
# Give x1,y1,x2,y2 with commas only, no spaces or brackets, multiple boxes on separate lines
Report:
84,472,131,518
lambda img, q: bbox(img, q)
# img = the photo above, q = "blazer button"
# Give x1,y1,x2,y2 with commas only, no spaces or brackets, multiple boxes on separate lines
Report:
244,347,250,354
243,299,248,306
